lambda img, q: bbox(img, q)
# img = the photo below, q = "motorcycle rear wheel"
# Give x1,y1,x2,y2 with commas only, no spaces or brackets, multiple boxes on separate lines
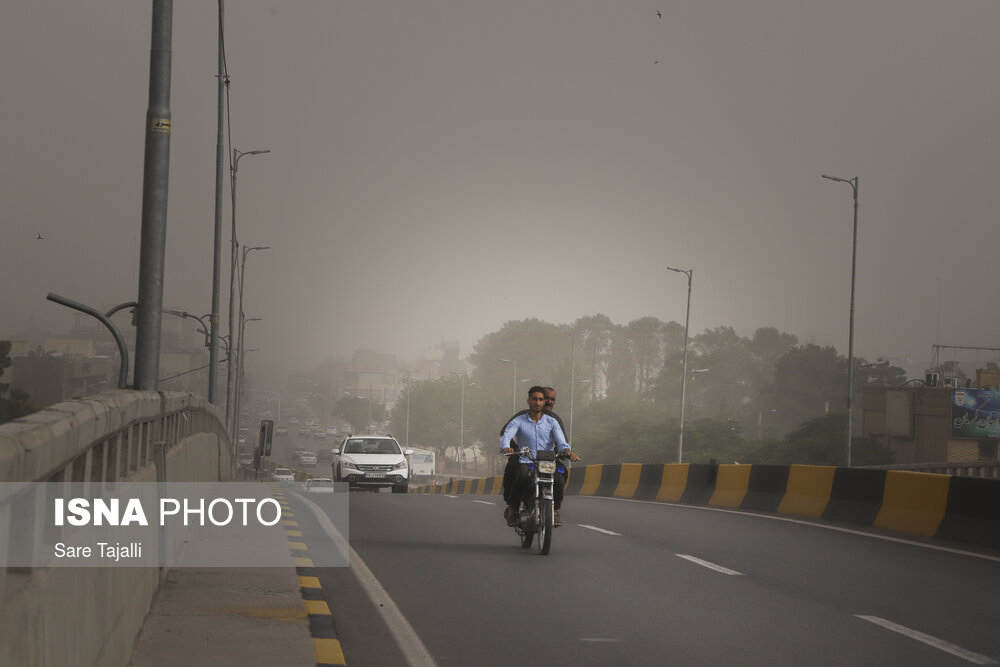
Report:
535,499,553,555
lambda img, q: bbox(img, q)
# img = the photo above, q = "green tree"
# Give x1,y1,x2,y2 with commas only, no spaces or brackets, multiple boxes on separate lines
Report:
333,395,385,434
763,344,847,436
746,413,893,466
388,377,462,456
571,397,673,464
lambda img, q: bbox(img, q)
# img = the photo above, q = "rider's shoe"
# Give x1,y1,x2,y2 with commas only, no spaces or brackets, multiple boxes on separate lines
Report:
553,510,562,527
504,506,517,527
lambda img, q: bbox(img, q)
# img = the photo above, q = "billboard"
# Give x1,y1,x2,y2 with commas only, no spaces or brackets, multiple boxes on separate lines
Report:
951,388,1000,440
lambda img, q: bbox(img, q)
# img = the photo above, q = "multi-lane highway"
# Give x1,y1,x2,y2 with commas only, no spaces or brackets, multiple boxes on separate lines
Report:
281,489,1000,667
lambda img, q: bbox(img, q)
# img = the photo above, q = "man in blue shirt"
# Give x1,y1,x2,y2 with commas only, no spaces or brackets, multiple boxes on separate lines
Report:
500,386,578,527
498,386,566,506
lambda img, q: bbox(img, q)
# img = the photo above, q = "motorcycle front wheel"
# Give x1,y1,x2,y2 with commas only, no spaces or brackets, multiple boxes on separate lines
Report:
535,498,553,555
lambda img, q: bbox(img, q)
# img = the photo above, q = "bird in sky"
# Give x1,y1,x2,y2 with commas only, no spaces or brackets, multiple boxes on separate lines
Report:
36,233,44,240
657,10,662,19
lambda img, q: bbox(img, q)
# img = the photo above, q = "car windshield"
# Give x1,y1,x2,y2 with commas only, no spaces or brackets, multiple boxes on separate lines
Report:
275,468,291,475
343,438,401,455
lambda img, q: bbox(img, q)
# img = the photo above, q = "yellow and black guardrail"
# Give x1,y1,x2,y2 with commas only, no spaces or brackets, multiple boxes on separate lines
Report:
414,463,1000,549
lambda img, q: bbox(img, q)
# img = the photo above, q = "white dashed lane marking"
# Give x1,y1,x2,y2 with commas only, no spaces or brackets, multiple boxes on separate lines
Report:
856,615,998,665
675,554,743,576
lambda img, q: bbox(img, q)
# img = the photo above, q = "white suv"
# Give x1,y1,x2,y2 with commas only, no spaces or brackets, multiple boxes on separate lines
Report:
332,436,413,493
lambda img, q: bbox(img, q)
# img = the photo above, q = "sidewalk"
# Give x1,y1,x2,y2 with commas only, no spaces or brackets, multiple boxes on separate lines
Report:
128,567,316,666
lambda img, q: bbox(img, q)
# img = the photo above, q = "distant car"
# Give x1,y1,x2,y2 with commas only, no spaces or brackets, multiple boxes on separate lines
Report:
332,435,413,493
326,425,337,436
298,452,317,467
272,468,295,483
288,416,299,425
314,430,326,440
305,478,335,493
275,425,288,437
298,426,312,437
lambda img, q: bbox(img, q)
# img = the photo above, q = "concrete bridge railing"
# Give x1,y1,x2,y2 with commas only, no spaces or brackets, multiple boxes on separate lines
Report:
0,390,232,667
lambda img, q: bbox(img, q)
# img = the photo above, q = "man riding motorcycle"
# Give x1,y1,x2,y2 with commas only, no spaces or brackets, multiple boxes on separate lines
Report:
500,386,579,527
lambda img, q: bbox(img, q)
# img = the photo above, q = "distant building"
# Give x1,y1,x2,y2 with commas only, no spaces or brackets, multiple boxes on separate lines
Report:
862,369,1000,464
6,308,209,408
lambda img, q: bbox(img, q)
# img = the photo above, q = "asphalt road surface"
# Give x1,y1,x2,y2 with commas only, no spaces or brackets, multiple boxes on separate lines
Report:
298,491,1000,667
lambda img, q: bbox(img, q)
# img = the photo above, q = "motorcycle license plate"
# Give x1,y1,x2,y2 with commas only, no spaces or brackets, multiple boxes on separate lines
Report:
365,472,386,479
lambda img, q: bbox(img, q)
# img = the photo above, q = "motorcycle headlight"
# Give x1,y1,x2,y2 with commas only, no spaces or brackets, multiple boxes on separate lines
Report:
538,461,556,474
391,460,408,470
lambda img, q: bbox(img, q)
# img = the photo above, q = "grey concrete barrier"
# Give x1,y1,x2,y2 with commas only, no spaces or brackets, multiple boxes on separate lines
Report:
0,390,232,667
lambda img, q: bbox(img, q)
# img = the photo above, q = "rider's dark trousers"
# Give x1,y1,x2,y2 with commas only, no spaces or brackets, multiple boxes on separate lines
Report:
502,455,519,505
507,463,567,511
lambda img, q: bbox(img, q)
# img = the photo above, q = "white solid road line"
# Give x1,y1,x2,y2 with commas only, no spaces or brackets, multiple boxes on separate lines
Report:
675,554,743,576
349,544,439,667
473,500,496,505
579,524,622,536
856,615,998,665
444,494,459,498
297,494,437,667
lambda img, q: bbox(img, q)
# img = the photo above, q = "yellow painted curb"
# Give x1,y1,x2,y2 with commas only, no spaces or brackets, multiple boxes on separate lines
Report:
314,638,346,665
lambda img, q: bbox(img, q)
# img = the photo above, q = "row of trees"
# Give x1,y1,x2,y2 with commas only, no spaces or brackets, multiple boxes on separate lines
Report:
367,316,901,468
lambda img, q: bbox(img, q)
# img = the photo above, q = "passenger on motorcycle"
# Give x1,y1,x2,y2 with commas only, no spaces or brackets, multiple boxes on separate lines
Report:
500,386,579,527
499,386,566,506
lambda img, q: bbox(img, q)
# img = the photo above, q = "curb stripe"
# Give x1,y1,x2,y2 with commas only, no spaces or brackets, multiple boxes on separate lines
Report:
314,638,347,665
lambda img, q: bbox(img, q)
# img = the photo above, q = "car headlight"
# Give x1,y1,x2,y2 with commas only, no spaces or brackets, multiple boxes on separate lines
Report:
341,460,358,471
391,460,408,470
537,461,556,474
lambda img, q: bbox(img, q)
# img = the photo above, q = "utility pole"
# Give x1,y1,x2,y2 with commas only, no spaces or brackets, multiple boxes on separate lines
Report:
134,0,173,390
209,0,226,406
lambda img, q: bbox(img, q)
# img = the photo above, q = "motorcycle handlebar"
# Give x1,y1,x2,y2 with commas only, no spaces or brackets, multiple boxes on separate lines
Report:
501,448,579,462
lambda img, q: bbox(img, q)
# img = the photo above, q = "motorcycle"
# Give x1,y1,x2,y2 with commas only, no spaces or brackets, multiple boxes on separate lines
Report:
505,447,574,555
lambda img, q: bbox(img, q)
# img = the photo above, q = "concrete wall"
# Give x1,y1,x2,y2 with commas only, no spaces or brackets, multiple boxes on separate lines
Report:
0,390,232,667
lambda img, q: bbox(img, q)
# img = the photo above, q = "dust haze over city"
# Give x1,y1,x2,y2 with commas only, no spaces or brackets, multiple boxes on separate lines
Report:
3,1,999,385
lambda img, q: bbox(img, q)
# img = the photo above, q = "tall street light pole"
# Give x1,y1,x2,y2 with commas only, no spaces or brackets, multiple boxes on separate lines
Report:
226,148,269,437
209,0,227,407
450,371,467,479
133,0,173,391
232,244,268,437
667,267,693,463
822,174,859,468
567,330,576,442
233,316,261,443
403,373,411,449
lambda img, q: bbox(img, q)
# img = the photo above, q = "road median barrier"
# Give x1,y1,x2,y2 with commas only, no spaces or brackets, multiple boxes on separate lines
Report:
412,459,1000,549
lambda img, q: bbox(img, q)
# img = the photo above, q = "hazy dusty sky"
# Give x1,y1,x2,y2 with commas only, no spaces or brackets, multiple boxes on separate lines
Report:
3,1,999,382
